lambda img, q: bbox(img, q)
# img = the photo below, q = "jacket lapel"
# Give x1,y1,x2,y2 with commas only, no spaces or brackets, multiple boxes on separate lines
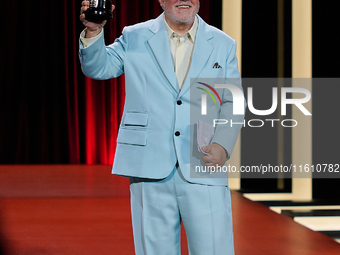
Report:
180,16,214,97
147,14,179,93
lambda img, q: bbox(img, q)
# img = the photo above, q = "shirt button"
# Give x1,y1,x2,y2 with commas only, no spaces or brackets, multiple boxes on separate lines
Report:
177,100,182,105
175,131,180,136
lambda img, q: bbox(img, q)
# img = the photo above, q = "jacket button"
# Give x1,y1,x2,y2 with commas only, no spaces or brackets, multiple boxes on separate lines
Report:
175,131,180,136
177,100,182,105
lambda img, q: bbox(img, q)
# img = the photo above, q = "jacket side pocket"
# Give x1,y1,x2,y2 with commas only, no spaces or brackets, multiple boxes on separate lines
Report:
117,128,147,146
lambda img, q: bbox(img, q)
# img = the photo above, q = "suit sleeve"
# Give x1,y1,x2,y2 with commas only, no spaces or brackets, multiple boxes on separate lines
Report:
79,28,128,80
210,40,246,160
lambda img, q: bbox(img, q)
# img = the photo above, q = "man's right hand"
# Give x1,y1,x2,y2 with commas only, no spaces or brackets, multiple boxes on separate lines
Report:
79,1,115,38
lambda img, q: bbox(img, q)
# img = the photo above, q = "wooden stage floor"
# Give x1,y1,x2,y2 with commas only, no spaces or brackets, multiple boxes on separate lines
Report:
0,165,340,255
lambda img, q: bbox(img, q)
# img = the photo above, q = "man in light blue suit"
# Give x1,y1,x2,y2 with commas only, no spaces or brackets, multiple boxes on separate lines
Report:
79,0,244,254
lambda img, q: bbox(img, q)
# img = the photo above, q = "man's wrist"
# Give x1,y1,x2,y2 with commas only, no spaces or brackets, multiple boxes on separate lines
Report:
80,28,103,48
85,27,103,38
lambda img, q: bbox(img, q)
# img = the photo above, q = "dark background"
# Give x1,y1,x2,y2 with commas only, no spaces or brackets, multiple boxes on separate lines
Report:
1,0,339,200
240,0,340,200
0,0,221,165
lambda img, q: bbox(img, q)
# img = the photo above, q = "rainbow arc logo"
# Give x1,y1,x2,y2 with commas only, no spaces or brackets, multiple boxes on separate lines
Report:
196,82,222,106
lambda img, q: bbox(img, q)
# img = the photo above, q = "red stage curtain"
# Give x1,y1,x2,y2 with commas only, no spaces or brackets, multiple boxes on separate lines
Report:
0,1,215,164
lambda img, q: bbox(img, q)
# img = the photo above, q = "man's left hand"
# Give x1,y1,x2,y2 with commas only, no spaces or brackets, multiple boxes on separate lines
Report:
201,143,228,167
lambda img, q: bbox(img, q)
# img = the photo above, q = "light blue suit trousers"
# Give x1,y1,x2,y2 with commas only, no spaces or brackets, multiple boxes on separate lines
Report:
130,166,234,255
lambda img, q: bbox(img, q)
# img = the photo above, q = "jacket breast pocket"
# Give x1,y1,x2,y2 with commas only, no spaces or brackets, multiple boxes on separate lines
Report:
199,68,225,78
117,112,149,146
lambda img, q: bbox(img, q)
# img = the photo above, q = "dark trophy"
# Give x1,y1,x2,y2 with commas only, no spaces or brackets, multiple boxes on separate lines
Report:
85,0,113,21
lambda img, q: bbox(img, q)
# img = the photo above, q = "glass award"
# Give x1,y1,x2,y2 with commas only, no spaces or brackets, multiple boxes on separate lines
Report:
85,0,113,21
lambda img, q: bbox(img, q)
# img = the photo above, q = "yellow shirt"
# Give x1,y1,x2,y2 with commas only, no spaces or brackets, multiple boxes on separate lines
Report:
164,16,198,89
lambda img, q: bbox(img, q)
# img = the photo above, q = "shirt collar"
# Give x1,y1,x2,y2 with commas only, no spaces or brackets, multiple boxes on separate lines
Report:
164,16,198,43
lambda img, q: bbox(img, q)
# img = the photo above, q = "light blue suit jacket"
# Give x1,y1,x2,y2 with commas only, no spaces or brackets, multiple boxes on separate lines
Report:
79,13,244,186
